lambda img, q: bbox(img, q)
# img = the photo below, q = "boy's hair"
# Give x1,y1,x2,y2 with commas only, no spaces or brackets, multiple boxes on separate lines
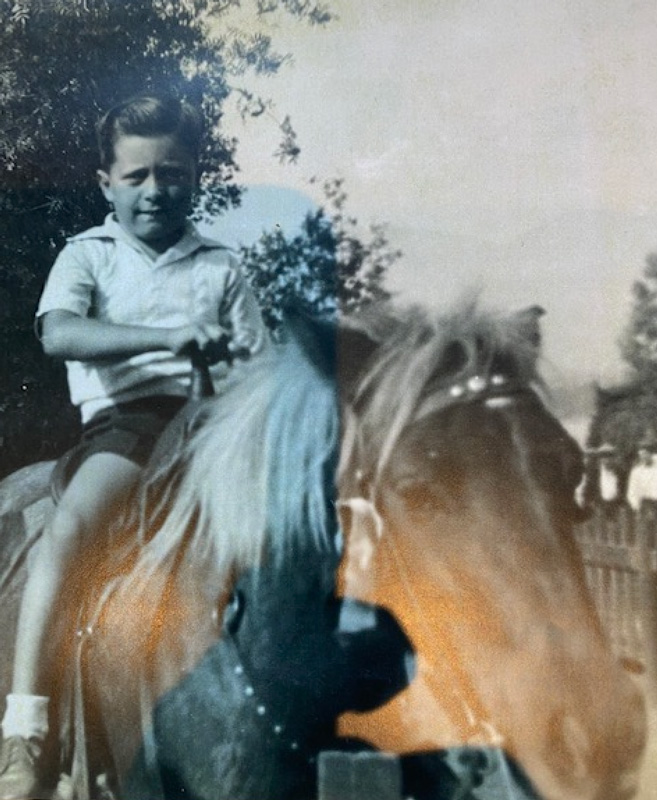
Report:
97,94,203,170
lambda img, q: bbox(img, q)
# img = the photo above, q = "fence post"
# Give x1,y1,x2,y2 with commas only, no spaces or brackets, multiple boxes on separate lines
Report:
638,504,657,701
317,751,402,800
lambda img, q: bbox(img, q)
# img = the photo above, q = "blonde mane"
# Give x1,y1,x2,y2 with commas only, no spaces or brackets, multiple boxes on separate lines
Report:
339,302,544,488
118,302,541,589
125,335,340,591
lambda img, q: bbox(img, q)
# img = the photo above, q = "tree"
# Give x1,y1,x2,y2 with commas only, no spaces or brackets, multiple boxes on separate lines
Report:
0,0,334,223
619,253,657,379
587,252,657,484
0,0,332,477
0,1,399,477
241,179,398,330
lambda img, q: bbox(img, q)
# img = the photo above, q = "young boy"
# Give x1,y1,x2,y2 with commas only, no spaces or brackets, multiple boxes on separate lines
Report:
0,94,267,799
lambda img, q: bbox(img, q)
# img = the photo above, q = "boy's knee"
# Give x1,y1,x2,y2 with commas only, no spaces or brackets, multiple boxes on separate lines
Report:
42,501,92,559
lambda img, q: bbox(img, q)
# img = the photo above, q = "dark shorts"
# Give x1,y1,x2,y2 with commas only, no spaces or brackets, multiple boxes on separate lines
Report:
51,395,187,502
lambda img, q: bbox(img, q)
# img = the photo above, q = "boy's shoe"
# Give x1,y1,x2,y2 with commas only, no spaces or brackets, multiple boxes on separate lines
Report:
0,737,41,800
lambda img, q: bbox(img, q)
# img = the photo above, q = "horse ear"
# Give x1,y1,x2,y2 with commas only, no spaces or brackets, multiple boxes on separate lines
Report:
280,307,385,397
510,305,545,350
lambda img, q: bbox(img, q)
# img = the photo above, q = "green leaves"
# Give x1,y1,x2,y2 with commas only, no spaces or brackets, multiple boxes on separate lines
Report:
255,0,334,26
620,253,657,378
590,252,657,462
240,179,398,331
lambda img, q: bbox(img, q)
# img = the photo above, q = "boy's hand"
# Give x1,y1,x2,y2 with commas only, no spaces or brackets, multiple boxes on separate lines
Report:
167,323,228,359
227,339,253,360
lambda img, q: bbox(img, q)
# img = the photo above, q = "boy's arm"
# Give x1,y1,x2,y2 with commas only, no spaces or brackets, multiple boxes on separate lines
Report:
40,310,225,361
222,267,269,356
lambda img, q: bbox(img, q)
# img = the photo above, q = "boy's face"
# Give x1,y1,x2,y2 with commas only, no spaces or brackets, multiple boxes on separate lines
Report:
98,134,197,253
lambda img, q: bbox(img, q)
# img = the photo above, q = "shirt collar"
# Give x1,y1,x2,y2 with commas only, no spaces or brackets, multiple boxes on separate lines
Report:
69,213,228,264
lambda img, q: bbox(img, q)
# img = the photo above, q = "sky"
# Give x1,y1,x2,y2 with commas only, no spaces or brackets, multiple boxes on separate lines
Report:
208,0,657,439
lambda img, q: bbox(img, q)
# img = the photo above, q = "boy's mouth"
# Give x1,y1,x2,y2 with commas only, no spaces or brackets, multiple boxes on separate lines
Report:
139,208,168,217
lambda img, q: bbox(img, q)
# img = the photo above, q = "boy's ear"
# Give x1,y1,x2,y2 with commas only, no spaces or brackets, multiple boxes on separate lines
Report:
97,170,113,202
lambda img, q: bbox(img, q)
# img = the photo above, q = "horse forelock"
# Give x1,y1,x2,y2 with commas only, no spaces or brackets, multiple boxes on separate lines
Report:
339,303,544,489
130,341,340,588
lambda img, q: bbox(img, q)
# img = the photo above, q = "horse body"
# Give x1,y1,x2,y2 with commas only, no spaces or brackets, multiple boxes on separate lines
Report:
69,334,412,800
0,303,647,800
0,462,54,708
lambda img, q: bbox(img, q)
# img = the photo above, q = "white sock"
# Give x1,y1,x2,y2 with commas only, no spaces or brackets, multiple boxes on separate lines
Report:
1,694,49,741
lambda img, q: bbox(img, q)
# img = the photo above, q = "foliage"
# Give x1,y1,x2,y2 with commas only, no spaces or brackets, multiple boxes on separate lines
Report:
619,253,657,379
0,0,334,217
241,179,399,330
0,1,401,479
0,0,340,478
588,382,657,460
588,252,657,467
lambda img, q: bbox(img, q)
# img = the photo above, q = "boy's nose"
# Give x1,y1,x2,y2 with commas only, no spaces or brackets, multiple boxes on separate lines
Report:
142,175,167,196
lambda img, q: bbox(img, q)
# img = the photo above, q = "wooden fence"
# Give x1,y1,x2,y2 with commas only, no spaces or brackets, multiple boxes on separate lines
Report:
575,502,657,667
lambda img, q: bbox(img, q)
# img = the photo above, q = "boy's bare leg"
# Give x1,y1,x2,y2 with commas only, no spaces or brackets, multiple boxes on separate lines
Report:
0,453,141,799
12,452,141,695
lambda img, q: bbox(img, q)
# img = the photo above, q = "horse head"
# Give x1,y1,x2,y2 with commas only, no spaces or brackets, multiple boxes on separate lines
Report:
334,303,647,800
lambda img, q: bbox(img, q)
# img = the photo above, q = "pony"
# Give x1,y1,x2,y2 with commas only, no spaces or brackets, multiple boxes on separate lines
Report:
0,302,647,800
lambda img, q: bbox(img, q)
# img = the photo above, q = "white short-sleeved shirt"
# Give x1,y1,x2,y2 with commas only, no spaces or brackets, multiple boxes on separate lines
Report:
37,214,267,422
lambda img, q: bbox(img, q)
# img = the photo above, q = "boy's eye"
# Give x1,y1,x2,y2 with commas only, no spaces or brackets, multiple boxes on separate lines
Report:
119,167,190,186
159,167,189,183
121,169,148,185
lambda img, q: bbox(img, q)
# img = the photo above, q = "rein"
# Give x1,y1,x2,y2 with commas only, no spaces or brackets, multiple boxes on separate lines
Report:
219,593,320,762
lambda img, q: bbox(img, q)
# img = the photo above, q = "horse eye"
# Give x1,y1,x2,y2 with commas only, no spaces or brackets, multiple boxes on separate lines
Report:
393,476,458,515
395,478,437,511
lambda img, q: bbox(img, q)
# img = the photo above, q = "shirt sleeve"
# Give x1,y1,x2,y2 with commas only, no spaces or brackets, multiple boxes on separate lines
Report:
35,240,97,332
220,259,269,354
